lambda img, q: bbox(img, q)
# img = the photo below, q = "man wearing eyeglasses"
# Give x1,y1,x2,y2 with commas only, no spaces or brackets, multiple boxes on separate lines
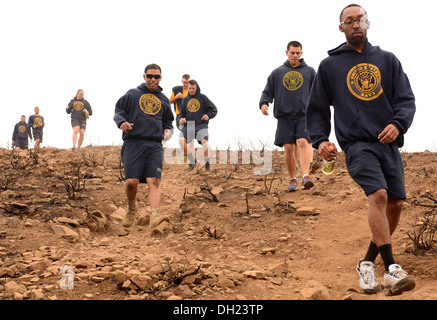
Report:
307,4,416,296
114,63,174,231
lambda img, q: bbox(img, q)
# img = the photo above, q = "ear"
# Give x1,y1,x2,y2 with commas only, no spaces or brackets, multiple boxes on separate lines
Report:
143,74,147,81
339,24,344,33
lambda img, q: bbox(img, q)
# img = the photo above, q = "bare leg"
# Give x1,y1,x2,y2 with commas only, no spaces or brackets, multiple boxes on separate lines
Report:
284,143,297,178
296,138,313,176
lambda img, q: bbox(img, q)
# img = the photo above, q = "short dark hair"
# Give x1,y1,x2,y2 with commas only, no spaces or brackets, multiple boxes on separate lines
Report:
188,79,198,86
144,63,161,74
182,74,190,80
287,41,302,51
339,4,367,21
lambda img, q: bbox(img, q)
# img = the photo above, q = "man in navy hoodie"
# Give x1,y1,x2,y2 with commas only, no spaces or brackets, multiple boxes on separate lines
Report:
179,80,217,171
307,4,416,296
114,63,174,230
260,41,316,192
12,115,33,149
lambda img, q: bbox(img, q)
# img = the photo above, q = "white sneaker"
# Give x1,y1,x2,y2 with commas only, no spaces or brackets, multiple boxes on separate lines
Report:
384,264,416,296
356,260,382,294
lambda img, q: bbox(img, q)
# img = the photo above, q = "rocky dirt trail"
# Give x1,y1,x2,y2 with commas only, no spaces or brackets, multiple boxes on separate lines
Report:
1,146,436,301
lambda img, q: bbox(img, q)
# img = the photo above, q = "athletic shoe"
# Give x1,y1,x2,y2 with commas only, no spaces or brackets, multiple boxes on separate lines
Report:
309,162,319,174
188,163,196,171
384,264,416,296
122,207,138,227
287,178,298,192
205,162,211,171
356,260,382,294
302,175,314,189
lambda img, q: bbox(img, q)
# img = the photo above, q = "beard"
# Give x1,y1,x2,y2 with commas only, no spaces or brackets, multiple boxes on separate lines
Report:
347,31,367,47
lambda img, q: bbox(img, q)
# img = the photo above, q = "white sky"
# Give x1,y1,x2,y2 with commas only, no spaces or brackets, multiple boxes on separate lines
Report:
1,0,435,152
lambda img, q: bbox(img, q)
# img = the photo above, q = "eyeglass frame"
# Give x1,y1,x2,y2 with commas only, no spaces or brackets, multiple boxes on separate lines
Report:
340,16,369,28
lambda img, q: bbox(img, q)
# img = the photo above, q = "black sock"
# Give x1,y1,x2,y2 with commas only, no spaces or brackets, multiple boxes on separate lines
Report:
378,244,396,272
363,241,379,263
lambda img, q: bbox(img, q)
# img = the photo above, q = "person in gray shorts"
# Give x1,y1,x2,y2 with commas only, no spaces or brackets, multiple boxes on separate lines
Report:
66,89,93,151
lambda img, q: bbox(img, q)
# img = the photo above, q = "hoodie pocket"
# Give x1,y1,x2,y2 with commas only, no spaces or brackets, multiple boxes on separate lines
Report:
349,107,393,140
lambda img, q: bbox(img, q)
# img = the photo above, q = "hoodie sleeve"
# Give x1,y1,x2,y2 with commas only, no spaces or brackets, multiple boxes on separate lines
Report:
114,92,131,128
66,100,73,114
85,100,93,116
161,98,174,132
205,96,217,119
12,124,17,141
388,58,415,135
259,71,275,108
306,65,333,149
179,97,187,119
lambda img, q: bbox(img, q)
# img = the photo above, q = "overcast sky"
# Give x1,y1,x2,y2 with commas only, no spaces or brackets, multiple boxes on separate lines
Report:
1,0,435,152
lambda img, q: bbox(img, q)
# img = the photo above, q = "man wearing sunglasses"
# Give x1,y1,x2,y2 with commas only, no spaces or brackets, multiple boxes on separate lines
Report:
307,4,416,296
114,64,174,231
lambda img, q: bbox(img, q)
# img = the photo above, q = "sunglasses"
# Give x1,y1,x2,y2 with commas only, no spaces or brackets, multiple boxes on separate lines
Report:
145,74,161,80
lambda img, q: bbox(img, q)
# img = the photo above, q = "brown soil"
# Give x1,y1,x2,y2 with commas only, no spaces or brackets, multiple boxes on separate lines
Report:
1,146,436,301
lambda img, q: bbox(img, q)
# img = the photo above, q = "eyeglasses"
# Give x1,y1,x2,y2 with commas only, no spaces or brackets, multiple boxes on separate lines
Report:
145,74,161,80
340,17,368,29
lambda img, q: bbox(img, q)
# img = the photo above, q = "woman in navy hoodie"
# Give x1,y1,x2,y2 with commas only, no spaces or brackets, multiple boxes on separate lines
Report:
307,4,416,296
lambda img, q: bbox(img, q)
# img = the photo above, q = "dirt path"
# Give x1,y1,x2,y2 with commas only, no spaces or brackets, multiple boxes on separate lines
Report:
1,146,436,300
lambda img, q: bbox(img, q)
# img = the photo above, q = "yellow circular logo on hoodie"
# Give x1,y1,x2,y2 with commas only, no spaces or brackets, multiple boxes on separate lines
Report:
187,98,200,112
18,125,26,133
347,63,383,101
283,71,303,91
139,94,161,115
73,101,84,111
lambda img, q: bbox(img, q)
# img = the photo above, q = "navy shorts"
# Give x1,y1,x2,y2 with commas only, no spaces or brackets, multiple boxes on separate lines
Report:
15,138,28,149
71,118,87,130
180,126,209,144
275,116,310,148
33,130,43,142
345,141,406,199
121,139,163,183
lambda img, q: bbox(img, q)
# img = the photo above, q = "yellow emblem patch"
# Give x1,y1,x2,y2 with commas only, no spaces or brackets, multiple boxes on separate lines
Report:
347,63,383,101
18,125,26,133
139,94,161,115
73,101,84,111
283,71,303,91
187,98,200,112
34,117,42,127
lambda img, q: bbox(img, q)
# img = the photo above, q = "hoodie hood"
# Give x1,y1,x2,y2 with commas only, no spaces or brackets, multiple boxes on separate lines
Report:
284,59,308,69
328,40,380,56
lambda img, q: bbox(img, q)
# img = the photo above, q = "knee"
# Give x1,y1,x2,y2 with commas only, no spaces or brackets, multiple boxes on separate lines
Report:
125,179,138,192
296,138,309,148
284,144,294,153
148,177,160,188
369,189,388,206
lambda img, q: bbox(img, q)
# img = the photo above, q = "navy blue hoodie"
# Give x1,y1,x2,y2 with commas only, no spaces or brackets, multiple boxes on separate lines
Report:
179,85,217,128
259,59,316,119
12,121,32,141
67,98,93,120
307,41,415,150
114,83,174,141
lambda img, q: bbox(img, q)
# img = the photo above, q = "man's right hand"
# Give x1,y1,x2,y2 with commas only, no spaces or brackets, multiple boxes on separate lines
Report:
261,104,269,116
319,142,338,161
120,121,134,133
